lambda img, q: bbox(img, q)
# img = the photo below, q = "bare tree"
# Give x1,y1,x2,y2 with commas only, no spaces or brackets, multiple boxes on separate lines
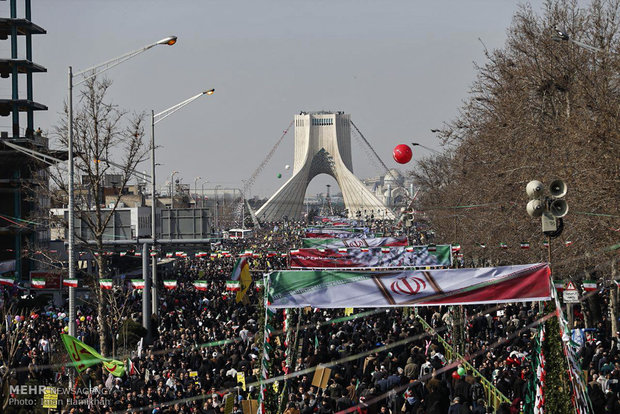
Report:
39,76,148,356
411,0,619,280
0,304,30,410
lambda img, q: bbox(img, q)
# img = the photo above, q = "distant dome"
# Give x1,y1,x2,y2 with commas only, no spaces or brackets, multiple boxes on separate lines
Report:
384,169,404,183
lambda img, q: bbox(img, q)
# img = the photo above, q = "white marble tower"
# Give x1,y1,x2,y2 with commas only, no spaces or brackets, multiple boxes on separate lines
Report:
256,112,395,221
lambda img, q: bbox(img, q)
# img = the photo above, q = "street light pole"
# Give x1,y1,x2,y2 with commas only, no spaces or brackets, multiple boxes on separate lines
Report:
150,110,157,317
170,171,178,209
149,89,215,322
67,35,177,337
194,176,201,208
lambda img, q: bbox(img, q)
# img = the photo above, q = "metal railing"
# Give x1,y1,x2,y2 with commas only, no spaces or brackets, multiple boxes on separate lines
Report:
416,314,513,412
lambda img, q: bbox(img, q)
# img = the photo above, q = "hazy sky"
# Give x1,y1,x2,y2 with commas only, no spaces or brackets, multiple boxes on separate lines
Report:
3,0,546,198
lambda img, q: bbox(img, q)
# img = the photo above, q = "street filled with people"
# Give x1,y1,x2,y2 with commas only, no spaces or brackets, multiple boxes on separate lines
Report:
1,220,619,414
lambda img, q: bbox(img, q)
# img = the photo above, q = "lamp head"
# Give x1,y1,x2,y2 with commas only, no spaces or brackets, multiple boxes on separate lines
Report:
204,89,215,95
157,36,178,46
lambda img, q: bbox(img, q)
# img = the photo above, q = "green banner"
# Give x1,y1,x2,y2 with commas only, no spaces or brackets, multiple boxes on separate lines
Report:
61,334,125,377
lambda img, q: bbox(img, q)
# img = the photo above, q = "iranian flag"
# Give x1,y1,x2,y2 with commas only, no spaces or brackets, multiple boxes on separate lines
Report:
554,280,565,292
127,358,139,376
267,251,277,257
196,251,208,258
150,251,158,257
194,281,208,291
281,253,288,257
543,241,549,248
582,280,597,292
520,242,530,249
338,248,348,253
290,249,300,254
166,252,174,258
0,276,15,286
130,279,145,289
163,280,177,290
100,279,113,290
175,251,187,258
427,245,437,252
405,246,414,252
63,278,79,288
226,280,241,291
31,278,46,288
451,244,461,253
134,251,142,257
267,263,551,308
119,252,127,257
477,243,486,249
243,250,254,256
361,247,370,253
565,240,573,247
500,242,508,249
381,247,390,254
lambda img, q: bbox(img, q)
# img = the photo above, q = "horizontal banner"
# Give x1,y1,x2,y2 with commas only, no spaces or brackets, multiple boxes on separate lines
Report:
267,263,550,308
305,227,369,239
290,245,452,269
302,236,408,249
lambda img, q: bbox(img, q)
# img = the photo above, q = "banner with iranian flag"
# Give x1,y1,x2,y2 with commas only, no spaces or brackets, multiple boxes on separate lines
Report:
302,236,408,249
289,245,452,269
267,263,550,308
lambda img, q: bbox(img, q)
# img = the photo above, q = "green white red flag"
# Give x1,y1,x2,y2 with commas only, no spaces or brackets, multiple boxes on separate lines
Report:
31,278,46,288
226,280,241,291
63,278,79,288
194,281,208,291
163,280,177,290
100,279,113,290
130,279,145,289
0,276,15,286
582,280,597,292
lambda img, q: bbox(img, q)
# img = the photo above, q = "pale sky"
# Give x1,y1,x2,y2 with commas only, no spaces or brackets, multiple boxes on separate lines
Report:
2,0,546,198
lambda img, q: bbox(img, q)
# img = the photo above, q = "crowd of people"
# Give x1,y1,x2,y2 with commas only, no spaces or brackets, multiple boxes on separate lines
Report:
1,220,619,414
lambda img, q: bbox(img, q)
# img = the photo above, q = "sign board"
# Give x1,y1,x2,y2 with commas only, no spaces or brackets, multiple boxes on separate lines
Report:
242,399,258,414
42,386,58,409
237,372,246,391
223,393,234,414
311,366,331,389
563,281,580,303
30,271,62,289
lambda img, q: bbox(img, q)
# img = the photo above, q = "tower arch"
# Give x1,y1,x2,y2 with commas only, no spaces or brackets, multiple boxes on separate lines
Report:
256,112,394,221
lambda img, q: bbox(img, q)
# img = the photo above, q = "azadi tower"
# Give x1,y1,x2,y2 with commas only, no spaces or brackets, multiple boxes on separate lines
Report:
256,112,395,221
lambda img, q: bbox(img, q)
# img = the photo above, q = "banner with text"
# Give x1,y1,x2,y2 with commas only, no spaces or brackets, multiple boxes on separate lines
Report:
290,245,451,269
302,236,408,249
304,227,369,239
267,263,550,308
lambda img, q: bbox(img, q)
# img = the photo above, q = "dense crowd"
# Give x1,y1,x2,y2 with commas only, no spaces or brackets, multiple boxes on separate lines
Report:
1,221,619,414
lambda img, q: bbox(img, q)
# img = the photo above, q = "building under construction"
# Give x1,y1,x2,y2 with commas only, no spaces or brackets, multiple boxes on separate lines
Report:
0,0,48,281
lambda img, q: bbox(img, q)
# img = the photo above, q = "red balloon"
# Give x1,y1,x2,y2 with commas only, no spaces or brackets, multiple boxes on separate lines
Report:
452,371,460,380
393,144,412,164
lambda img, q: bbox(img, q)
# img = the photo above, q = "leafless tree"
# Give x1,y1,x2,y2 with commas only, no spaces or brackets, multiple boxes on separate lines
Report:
37,76,148,356
411,0,619,324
